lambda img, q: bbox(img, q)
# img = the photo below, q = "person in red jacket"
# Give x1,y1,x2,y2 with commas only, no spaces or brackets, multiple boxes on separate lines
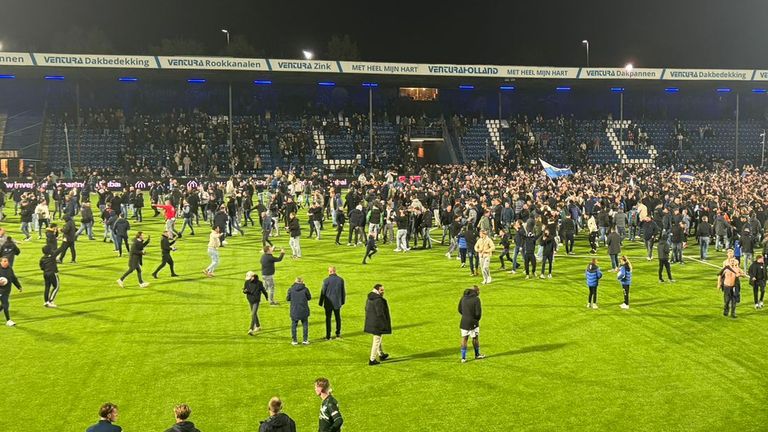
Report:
152,200,181,239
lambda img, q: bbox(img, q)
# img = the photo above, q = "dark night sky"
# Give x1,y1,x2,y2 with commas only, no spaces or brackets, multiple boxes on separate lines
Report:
2,0,768,68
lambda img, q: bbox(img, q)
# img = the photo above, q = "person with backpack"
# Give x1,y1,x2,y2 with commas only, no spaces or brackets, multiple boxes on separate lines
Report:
585,258,603,309
258,397,296,432
617,255,633,310
243,271,268,335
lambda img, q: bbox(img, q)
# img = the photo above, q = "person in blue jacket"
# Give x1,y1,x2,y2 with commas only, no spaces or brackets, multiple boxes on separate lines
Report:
585,258,603,309
457,227,468,268
617,255,633,310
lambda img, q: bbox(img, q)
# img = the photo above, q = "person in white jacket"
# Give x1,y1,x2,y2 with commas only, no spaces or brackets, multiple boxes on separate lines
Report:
35,201,51,239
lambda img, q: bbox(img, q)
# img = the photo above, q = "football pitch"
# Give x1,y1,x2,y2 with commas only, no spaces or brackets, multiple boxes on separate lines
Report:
3,210,768,432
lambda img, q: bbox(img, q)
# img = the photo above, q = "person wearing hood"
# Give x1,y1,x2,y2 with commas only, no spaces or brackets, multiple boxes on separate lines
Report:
286,277,311,345
585,258,603,309
40,245,60,308
364,283,391,366
163,404,201,432
0,236,21,268
58,214,77,264
348,204,365,246
243,271,268,335
459,285,485,363
258,397,296,432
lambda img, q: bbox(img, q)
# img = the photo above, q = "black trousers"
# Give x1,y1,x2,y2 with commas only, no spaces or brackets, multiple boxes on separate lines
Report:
499,248,512,267
524,254,537,275
58,240,76,262
363,247,377,263
564,234,575,253
588,232,598,251
154,254,175,276
588,286,598,303
324,303,342,338
723,285,737,315
335,224,344,243
658,259,672,280
121,264,144,284
753,280,766,304
43,273,60,303
541,254,553,275
622,284,630,305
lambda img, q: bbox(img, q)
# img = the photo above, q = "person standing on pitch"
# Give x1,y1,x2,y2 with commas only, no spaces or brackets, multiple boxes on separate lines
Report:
606,227,622,271
459,285,485,363
315,377,344,432
261,245,285,305
204,226,221,277
152,230,178,279
57,214,77,263
40,245,61,308
244,271,269,335
153,199,181,239
749,254,767,310
112,213,130,257
319,266,346,340
287,276,311,345
86,402,122,432
617,255,632,309
258,397,297,432
287,211,302,259
362,232,377,264
364,283,391,365
718,248,744,318
585,258,603,309
0,256,22,327
475,229,495,284
117,232,150,288
658,236,674,282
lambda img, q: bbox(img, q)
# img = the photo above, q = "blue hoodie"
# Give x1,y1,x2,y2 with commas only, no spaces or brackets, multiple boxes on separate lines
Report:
458,233,467,250
617,264,632,286
585,264,603,287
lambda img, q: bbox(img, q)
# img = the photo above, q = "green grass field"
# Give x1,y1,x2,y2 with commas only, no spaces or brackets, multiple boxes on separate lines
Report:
3,208,768,432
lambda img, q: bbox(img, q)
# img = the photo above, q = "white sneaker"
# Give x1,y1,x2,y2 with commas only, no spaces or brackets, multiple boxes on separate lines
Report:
394,248,401,252
291,341,298,346
620,303,629,309
525,275,530,280
539,274,545,279
44,302,50,307
445,252,451,258
302,340,310,345
587,303,592,309
116,279,125,288
547,274,552,279
139,282,150,288
48,302,58,308
461,358,467,363
508,269,517,274
487,277,492,284
591,304,599,309
756,304,760,310
6,320,15,327
761,302,765,308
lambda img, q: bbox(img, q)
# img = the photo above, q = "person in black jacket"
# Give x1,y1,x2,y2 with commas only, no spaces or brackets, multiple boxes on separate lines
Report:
696,215,712,259
749,254,767,309
642,217,660,261
522,228,542,279
244,271,269,335
286,277,311,345
364,283,391,366
348,205,365,246
287,212,302,258
362,233,377,264
112,214,130,257
258,397,297,432
40,245,61,308
459,285,485,363
57,214,77,263
117,232,150,288
334,208,346,246
658,238,674,283
0,256,22,326
162,403,201,432
540,229,556,278
0,237,21,268
152,231,178,278
85,402,122,432
560,217,576,255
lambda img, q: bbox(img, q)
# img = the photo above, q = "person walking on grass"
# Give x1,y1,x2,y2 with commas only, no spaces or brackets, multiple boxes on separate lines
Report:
261,246,285,305
748,254,767,310
57,214,77,263
315,377,344,432
117,232,150,288
585,258,603,309
204,226,221,278
0,256,22,327
718,248,744,318
364,283,391,366
617,255,633,310
539,228,556,279
40,245,61,308
658,237,674,283
259,397,297,432
287,277,311,345
606,227,622,271
163,404,201,432
459,285,485,363
244,271,269,336
152,230,179,279
319,266,346,340
362,232,377,264
287,212,302,259
153,199,181,239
